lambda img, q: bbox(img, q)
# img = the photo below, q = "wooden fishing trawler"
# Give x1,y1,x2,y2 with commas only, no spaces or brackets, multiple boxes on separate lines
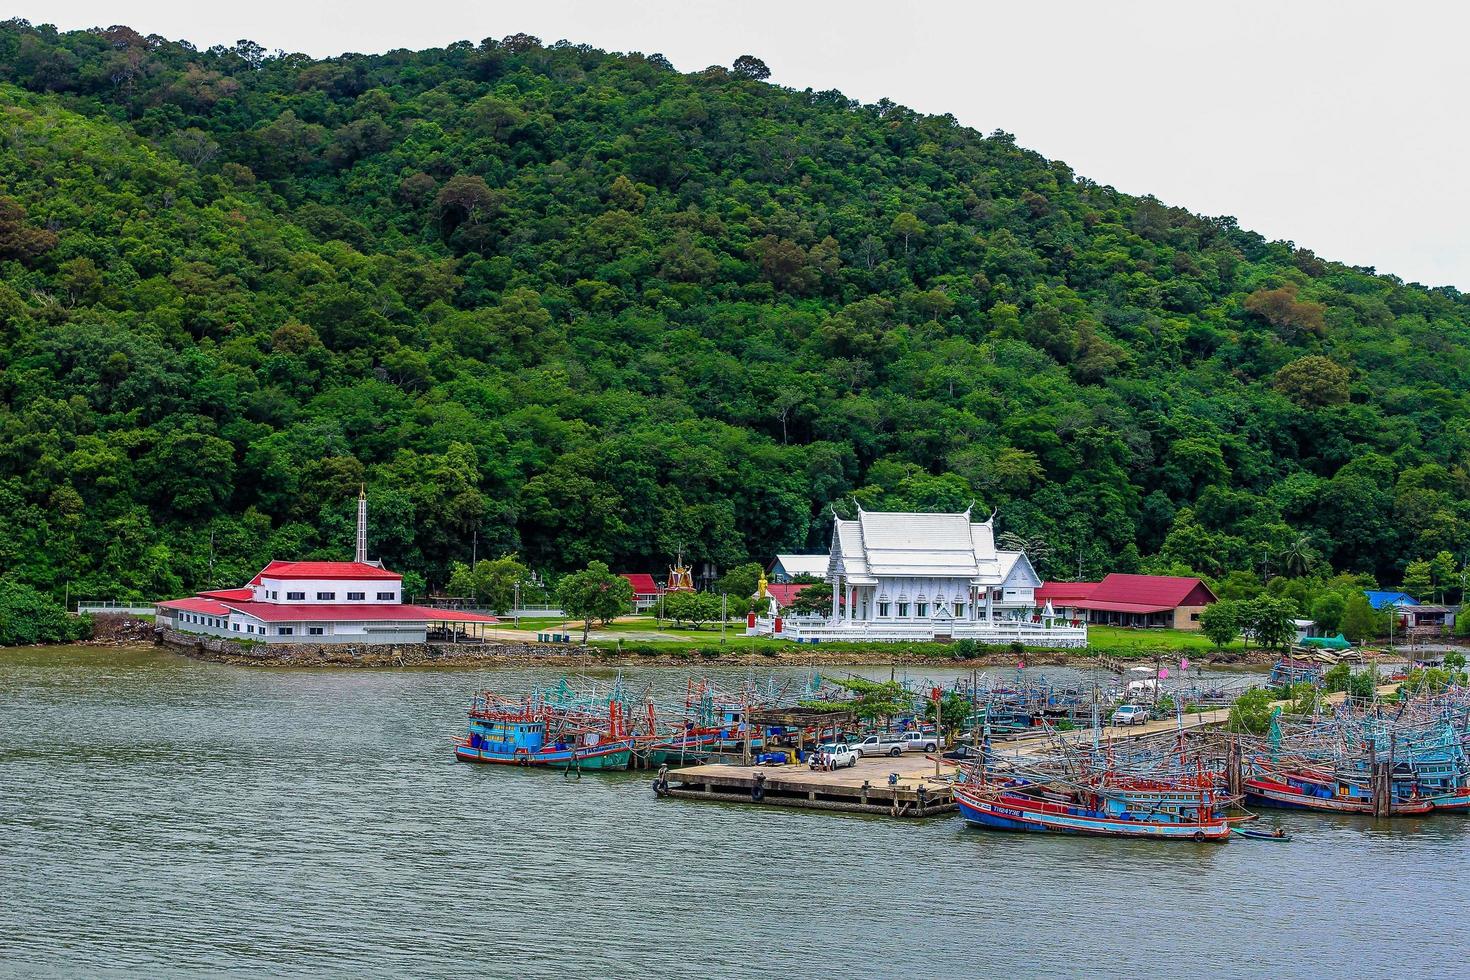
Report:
955,772,1233,841
454,697,635,770
1241,769,1432,815
956,717,1235,841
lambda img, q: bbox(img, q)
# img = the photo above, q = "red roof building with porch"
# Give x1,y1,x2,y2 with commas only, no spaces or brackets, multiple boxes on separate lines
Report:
1039,574,1216,630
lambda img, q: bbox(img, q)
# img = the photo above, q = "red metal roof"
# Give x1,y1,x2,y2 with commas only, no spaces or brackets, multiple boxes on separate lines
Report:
248,560,402,584
198,588,254,601
1037,581,1099,602
217,601,497,624
1070,599,1179,614
763,583,812,608
158,597,233,616
1072,574,1217,612
620,573,662,597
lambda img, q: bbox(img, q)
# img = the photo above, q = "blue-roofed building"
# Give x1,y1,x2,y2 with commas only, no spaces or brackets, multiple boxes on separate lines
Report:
1365,590,1419,610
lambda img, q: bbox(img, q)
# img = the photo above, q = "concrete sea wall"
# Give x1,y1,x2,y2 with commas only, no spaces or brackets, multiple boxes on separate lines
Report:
158,629,575,667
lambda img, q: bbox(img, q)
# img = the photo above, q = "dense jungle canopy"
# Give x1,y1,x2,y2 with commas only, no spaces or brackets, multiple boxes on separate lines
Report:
1,20,1468,604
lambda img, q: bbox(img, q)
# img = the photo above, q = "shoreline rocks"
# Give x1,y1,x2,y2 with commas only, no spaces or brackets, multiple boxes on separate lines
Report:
148,629,1280,670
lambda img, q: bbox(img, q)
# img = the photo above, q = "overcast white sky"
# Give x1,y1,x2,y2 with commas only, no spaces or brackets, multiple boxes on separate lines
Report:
19,1,1470,287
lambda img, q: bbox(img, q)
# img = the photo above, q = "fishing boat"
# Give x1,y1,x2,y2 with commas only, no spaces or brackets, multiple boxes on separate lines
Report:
1241,769,1432,815
955,773,1232,840
1268,657,1323,688
1232,826,1292,841
454,698,635,770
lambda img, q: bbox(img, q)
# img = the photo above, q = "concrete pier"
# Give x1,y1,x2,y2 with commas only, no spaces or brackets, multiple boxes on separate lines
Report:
663,754,957,818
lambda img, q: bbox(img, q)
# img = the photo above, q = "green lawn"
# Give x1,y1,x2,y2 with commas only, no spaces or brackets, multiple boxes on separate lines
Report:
1084,625,1233,656
499,615,1233,659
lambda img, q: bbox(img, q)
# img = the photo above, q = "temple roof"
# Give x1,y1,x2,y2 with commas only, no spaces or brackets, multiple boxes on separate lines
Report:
829,507,1027,585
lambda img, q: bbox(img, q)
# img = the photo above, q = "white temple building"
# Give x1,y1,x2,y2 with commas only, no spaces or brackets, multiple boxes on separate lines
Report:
749,506,1086,647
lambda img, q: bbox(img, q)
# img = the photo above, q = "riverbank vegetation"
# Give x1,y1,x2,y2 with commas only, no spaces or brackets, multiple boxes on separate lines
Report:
2,22,1469,619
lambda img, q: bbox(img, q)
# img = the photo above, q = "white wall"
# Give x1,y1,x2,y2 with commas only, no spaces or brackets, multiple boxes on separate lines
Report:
254,577,402,603
170,610,426,644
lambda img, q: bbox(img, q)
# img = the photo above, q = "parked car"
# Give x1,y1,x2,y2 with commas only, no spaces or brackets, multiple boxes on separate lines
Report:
810,743,859,769
850,733,907,758
901,731,940,753
942,743,980,761
1111,705,1151,726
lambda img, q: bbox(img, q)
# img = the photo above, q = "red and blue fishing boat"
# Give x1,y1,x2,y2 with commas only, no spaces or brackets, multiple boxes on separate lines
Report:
1241,769,1432,815
955,772,1232,841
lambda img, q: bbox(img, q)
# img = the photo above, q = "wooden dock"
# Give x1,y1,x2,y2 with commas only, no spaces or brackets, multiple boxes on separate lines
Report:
663,754,957,818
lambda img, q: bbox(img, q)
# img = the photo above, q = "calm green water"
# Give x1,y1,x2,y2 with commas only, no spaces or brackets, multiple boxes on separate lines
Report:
2,647,1465,978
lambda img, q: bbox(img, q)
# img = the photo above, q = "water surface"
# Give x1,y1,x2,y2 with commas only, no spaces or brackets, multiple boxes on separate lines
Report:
1,646,1462,978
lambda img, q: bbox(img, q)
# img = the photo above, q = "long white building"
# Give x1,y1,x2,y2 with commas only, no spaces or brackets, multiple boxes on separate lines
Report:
750,506,1085,646
158,490,498,644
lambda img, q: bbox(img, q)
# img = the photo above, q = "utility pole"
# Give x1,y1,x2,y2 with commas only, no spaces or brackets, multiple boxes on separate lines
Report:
472,530,477,567
935,688,943,778
513,581,520,629
721,593,727,644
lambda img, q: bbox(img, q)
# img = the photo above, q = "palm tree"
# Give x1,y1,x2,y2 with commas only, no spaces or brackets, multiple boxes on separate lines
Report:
1280,534,1314,578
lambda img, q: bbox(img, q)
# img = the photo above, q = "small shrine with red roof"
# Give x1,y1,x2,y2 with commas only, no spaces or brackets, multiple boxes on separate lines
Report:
158,489,498,644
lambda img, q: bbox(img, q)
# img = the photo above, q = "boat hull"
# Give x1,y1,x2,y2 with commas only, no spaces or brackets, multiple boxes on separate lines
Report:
1422,789,1470,812
955,789,1230,841
1243,777,1433,816
454,740,634,771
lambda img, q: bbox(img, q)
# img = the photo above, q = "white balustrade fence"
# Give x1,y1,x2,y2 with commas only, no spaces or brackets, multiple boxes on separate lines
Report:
748,615,1087,648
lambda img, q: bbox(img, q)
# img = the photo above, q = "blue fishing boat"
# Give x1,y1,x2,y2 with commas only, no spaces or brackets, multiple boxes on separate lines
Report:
454,700,634,770
1268,658,1323,688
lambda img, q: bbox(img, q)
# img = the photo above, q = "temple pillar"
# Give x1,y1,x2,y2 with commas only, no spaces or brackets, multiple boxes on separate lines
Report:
986,587,994,623
832,575,841,621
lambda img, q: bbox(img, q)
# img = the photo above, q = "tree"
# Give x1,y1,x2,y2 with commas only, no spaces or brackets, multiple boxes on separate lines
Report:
1278,533,1316,578
1322,661,1351,693
0,582,89,645
1198,600,1239,649
1429,550,1458,602
446,554,530,612
832,677,909,728
1228,689,1277,735
789,581,833,615
1244,283,1326,339
1238,595,1296,651
662,590,724,628
1402,559,1433,600
731,55,770,80
1341,592,1381,643
890,212,926,258
0,196,59,262
1273,356,1349,408
1310,592,1346,634
555,561,632,643
714,562,763,603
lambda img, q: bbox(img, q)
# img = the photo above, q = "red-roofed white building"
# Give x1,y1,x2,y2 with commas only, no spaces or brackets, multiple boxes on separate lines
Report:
157,489,497,644
619,573,663,611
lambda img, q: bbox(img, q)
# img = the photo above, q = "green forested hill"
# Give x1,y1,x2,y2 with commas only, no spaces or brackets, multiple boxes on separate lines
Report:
1,21,1467,604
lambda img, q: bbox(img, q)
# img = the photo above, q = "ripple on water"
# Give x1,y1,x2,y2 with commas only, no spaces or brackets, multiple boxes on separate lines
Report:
1,646,1466,978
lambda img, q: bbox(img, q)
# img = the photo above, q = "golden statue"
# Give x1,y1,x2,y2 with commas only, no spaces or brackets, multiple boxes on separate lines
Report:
667,549,695,592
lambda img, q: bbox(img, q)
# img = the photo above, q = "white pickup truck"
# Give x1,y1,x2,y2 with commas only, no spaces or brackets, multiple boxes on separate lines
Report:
849,733,907,758
810,743,859,769
900,731,940,753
